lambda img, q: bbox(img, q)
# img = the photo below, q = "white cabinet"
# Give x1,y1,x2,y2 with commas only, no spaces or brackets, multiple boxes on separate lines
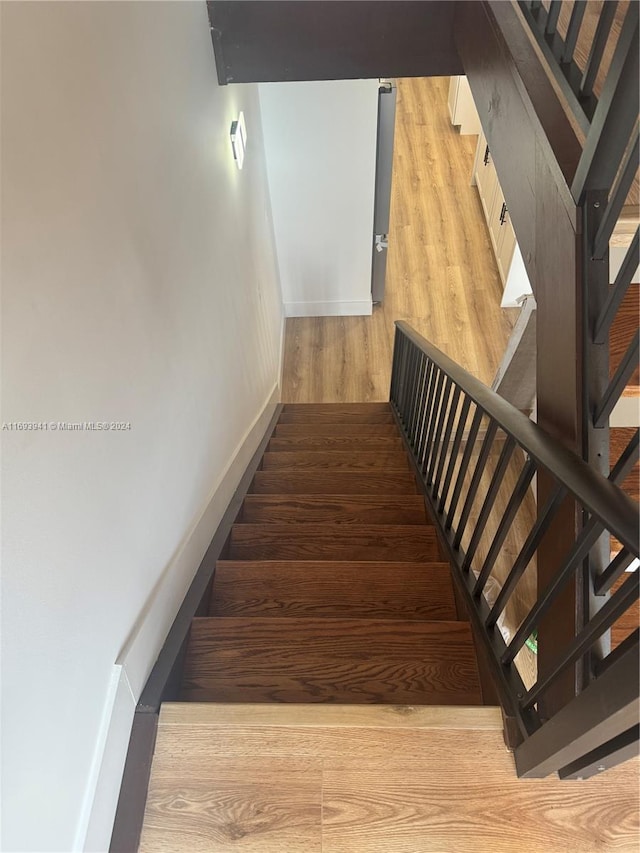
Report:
475,139,499,223
448,76,481,136
474,131,532,307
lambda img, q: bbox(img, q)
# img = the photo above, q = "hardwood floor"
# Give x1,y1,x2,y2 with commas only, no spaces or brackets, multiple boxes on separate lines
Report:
281,77,517,403
140,703,640,853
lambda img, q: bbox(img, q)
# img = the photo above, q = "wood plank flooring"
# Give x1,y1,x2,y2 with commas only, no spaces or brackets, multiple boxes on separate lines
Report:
140,703,640,853
281,77,517,403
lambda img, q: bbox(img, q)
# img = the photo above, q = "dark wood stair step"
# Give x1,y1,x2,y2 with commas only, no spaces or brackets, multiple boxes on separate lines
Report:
240,495,427,524
275,423,400,437
282,403,391,415
278,412,395,424
260,451,410,471
611,570,639,650
181,617,482,705
251,471,419,495
610,282,639,392
268,434,405,452
209,560,456,620
610,427,639,503
228,524,441,561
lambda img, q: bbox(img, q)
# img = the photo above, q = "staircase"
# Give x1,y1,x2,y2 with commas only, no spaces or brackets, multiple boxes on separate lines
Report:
180,402,485,707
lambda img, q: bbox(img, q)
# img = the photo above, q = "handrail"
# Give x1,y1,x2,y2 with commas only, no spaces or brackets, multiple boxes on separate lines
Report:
395,322,639,553
390,321,639,779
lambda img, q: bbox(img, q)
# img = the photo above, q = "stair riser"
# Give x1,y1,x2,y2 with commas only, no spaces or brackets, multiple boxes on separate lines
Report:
182,618,481,705
278,413,395,424
251,472,419,494
228,539,440,562
275,424,400,437
282,403,391,415
268,437,405,452
240,496,427,525
260,452,410,471
210,562,456,620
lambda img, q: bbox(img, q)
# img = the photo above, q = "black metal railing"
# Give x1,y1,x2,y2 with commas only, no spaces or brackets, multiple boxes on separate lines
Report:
518,2,639,425
519,0,639,696
390,321,639,779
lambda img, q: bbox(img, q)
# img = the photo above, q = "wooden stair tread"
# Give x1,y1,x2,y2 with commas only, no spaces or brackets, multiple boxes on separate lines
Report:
610,282,639,388
251,471,419,494
181,617,482,705
282,403,391,415
268,435,405,452
158,701,503,728
210,560,456,619
260,451,410,470
278,412,395,424
228,523,441,561
611,427,639,504
240,495,427,524
611,571,639,650
275,423,400,437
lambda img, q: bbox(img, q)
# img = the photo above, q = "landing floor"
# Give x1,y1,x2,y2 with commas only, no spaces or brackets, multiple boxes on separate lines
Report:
281,76,517,403
140,703,640,852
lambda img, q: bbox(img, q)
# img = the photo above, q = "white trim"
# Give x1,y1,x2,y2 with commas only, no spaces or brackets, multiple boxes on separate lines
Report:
77,668,136,852
284,299,373,318
76,384,279,852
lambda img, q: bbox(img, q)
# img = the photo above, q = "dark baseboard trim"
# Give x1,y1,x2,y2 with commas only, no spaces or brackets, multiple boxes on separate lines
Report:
109,403,283,853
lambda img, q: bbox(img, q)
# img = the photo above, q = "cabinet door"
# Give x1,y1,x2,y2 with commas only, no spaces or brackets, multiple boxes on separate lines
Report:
475,135,499,224
487,183,506,257
496,208,517,287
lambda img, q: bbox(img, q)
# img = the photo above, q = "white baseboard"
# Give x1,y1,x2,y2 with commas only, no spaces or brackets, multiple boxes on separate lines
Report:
284,298,373,318
77,384,280,852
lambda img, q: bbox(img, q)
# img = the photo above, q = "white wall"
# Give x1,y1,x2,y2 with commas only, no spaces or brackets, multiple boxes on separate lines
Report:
0,3,283,851
259,80,379,317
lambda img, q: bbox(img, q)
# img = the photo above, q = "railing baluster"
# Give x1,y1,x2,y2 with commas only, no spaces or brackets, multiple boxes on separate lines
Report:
413,356,431,463
592,133,640,260
433,384,461,499
426,377,453,484
400,336,412,422
609,428,640,485
406,346,420,440
487,484,567,631
571,3,639,201
522,572,640,710
422,370,446,474
562,1,586,65
594,228,639,343
594,331,640,427
390,326,401,401
445,406,484,530
396,333,408,415
501,516,606,663
580,1,617,99
407,351,426,447
453,421,499,550
545,0,562,36
416,360,436,467
595,549,636,595
473,458,537,596
594,627,639,677
438,395,471,515
462,436,516,572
